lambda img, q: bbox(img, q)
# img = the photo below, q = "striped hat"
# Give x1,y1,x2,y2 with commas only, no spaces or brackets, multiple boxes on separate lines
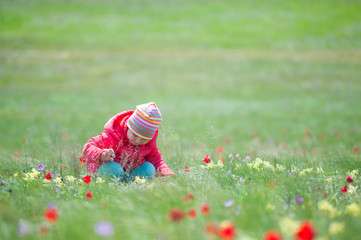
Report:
127,102,162,140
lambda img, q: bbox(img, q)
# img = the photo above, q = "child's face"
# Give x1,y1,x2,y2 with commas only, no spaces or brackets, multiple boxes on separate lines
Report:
127,129,150,146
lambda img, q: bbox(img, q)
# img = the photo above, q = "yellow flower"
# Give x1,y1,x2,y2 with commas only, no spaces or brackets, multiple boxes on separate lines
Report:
30,168,40,178
266,204,275,211
326,177,332,183
135,176,146,184
43,179,51,184
78,179,83,184
316,167,324,174
96,177,105,184
328,222,344,235
276,164,286,171
344,203,360,217
279,217,300,237
332,197,339,204
318,200,340,218
13,173,19,178
66,176,76,183
55,177,64,187
217,160,224,168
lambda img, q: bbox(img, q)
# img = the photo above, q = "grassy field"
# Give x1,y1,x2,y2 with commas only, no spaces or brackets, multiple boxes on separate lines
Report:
1,0,361,239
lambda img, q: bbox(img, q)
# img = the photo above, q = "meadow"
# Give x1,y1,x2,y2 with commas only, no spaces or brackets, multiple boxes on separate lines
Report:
1,0,361,239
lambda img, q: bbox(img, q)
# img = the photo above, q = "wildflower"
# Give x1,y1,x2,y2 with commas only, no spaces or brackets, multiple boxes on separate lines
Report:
44,173,52,180
44,208,58,224
203,155,211,163
224,199,235,207
279,217,299,237
346,169,359,178
217,146,223,154
354,147,359,153
96,177,105,184
346,176,353,183
201,203,210,215
305,129,311,137
348,185,358,194
217,160,224,168
345,203,360,217
17,220,30,238
328,222,344,235
295,221,316,240
37,164,46,171
182,193,194,202
266,204,275,211
66,175,76,183
62,133,69,140
318,200,339,218
239,177,244,182
326,177,332,183
14,152,21,157
226,170,231,175
61,164,66,171
235,153,240,158
86,192,93,199
188,209,197,219
218,220,236,240
276,164,285,171
14,173,19,178
48,202,57,209
229,153,233,159
316,167,324,174
299,168,313,176
168,208,185,222
340,186,347,194
264,230,283,240
205,222,218,236
55,187,59,192
94,221,114,236
185,166,189,172
267,181,277,189
38,225,49,236
135,176,146,184
295,196,304,204
82,175,91,184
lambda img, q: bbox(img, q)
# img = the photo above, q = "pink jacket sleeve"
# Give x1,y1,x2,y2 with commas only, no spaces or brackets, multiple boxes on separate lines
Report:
83,133,111,173
145,145,175,176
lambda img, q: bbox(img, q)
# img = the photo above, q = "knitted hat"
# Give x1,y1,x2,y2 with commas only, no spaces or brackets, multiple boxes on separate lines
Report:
127,102,162,140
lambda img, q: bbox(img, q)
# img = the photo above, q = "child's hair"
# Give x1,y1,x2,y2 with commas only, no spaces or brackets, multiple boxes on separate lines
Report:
126,102,162,140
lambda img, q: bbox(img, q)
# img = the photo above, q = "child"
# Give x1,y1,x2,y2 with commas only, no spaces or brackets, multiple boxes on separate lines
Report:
82,102,175,181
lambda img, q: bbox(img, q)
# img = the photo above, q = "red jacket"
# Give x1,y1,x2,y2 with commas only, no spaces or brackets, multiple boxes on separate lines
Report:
83,110,175,176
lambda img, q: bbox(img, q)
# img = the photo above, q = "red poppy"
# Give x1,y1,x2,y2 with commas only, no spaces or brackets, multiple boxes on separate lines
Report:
203,155,211,163
346,176,353,183
302,150,307,156
185,166,189,172
188,209,197,219
82,175,91,184
217,146,223,154
267,181,277,189
61,164,66,171
295,221,316,240
79,156,86,163
250,150,254,157
264,230,283,240
44,208,58,224
38,225,49,236
305,129,311,137
354,147,359,153
44,173,52,180
218,221,236,240
86,191,93,199
340,185,348,194
200,203,210,215
168,208,185,222
205,222,218,235
14,152,21,158
182,193,194,202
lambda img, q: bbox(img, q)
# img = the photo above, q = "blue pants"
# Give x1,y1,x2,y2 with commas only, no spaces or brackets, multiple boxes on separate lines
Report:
98,161,156,181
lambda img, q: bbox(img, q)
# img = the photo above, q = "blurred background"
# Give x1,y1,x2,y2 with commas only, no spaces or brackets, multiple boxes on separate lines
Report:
1,0,361,166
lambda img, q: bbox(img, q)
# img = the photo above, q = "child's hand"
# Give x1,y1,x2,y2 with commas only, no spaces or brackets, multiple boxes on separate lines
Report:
101,148,115,162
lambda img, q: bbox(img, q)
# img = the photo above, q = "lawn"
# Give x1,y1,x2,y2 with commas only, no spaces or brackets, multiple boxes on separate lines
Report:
1,0,361,239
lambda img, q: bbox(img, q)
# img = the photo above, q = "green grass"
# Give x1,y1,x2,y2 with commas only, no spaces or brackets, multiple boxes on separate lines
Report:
1,0,361,239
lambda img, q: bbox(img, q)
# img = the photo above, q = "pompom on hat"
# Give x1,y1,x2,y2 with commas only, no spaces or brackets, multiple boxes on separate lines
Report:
127,102,162,140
